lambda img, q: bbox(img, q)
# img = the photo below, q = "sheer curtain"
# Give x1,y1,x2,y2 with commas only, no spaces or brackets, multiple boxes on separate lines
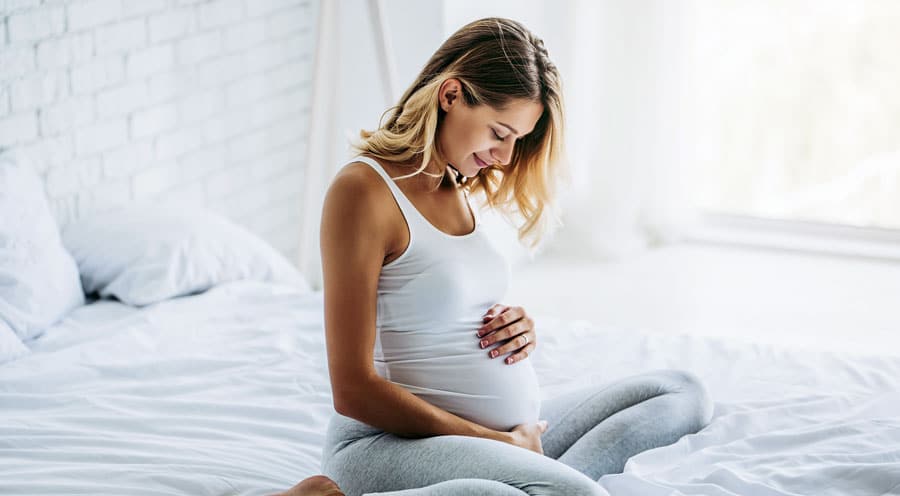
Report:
541,1,698,260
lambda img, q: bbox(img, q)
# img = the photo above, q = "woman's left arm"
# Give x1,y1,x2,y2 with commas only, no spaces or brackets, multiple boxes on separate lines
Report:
476,304,537,365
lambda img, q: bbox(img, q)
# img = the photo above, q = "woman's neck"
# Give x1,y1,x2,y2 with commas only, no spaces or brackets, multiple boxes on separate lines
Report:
393,156,461,193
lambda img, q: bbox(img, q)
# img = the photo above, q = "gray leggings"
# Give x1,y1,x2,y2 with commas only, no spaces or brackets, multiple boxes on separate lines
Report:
321,369,713,496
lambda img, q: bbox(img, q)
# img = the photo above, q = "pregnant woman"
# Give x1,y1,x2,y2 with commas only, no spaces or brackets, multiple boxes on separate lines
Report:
283,18,712,496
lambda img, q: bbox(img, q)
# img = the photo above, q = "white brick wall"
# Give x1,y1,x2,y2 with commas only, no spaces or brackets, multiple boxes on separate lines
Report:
0,0,315,262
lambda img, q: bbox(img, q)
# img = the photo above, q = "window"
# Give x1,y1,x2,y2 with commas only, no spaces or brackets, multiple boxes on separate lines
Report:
688,1,900,231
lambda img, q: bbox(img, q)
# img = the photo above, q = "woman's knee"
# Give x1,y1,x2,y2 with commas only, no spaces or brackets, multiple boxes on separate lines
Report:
657,369,714,431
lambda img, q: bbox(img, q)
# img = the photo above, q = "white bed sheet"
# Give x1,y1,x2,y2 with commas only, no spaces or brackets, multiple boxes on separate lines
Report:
1,280,899,495
2,281,332,496
534,320,900,496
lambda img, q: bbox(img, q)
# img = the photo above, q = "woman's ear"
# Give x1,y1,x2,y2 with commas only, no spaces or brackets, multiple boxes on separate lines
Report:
438,78,462,112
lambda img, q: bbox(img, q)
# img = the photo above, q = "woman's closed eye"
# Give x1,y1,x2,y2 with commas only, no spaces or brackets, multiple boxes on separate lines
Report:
492,129,509,142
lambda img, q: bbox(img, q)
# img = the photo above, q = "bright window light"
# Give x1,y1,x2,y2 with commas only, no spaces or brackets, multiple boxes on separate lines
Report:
688,0,900,230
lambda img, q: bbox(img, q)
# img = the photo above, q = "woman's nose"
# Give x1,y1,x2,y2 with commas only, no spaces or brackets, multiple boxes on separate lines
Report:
492,141,515,165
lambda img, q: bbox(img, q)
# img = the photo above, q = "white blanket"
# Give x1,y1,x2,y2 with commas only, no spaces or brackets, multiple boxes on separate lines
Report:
1,281,898,495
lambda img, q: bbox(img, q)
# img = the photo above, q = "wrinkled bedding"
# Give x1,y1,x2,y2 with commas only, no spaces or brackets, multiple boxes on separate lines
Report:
1,280,898,495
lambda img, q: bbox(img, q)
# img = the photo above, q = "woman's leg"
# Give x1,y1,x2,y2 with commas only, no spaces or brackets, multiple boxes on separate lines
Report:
322,415,609,496
365,478,527,495
276,476,528,496
539,369,713,480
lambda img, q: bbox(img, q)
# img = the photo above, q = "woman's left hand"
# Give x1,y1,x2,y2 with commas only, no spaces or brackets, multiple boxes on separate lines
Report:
476,304,537,365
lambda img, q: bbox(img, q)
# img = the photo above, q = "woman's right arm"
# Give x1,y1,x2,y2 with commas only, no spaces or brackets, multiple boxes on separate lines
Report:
319,164,514,445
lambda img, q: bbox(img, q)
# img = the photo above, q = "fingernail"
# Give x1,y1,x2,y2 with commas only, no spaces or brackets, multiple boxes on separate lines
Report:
490,350,498,358
506,357,514,364
480,340,487,348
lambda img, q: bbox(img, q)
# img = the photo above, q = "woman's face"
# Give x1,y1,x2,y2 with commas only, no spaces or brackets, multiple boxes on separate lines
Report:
437,79,544,178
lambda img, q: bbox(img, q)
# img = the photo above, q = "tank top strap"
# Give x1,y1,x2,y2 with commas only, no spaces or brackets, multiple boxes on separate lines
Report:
351,155,481,237
351,155,423,227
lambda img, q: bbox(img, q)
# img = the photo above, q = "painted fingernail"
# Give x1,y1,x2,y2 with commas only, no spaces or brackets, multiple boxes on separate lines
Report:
506,357,514,364
480,340,488,348
490,350,498,358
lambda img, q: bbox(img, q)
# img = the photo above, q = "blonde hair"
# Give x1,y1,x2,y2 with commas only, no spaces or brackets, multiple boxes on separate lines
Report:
352,17,566,248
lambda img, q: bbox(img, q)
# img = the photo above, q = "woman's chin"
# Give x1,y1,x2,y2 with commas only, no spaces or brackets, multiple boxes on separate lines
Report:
464,163,486,177
453,166,479,178
448,156,486,178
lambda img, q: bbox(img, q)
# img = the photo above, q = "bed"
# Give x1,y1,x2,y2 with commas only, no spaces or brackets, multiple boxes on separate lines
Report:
2,156,900,495
3,279,899,495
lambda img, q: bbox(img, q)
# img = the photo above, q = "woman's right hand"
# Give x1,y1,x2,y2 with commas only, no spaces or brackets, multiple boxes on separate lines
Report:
507,420,548,455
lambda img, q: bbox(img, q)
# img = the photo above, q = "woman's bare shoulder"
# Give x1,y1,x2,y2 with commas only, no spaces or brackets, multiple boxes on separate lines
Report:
321,160,398,241
325,161,390,209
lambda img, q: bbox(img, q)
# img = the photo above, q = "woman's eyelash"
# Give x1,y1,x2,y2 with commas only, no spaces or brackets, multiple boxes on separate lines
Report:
492,130,507,142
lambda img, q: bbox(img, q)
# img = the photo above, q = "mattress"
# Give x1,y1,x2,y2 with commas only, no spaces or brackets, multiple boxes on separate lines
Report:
1,280,898,495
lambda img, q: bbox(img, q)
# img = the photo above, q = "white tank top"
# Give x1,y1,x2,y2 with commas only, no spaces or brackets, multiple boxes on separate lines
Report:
354,156,541,432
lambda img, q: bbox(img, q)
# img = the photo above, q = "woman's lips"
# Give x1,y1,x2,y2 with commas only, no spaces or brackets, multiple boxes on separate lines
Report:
474,155,490,168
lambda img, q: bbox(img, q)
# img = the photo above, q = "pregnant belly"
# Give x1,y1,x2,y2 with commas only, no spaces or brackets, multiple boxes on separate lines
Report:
377,348,542,432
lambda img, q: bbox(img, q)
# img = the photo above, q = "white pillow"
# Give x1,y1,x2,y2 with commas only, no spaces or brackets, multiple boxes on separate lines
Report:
0,153,85,341
1,320,29,364
61,206,311,306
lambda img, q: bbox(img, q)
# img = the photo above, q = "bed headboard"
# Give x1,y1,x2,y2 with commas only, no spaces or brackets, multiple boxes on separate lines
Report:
0,0,315,263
